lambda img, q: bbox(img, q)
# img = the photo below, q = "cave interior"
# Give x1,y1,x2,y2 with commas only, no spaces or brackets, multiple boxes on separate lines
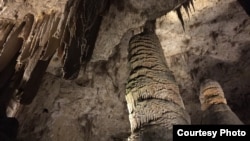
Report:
0,0,250,140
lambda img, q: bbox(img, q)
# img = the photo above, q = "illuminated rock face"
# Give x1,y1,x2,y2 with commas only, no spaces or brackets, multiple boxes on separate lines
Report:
0,0,250,140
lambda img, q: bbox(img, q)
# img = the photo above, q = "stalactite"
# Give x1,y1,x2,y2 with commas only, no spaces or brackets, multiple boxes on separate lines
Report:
0,52,20,117
20,59,52,105
0,13,34,117
22,15,50,81
0,20,14,52
40,15,61,61
19,14,34,41
1,65,25,117
61,0,81,79
175,0,195,30
0,21,25,72
20,13,60,104
61,0,108,79
0,20,15,90
55,13,68,59
17,18,42,65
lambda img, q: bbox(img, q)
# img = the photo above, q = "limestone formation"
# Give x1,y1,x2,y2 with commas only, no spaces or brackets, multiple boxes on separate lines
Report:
0,0,249,140
126,20,190,140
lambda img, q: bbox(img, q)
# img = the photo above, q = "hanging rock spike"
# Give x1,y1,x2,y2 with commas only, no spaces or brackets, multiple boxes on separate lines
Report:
176,7,185,31
175,0,195,31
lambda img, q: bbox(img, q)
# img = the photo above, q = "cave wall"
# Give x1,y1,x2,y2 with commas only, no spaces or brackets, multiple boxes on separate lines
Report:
0,0,250,140
17,27,132,141
156,0,250,124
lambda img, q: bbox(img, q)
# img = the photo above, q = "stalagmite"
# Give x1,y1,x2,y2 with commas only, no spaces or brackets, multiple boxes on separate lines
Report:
126,20,190,141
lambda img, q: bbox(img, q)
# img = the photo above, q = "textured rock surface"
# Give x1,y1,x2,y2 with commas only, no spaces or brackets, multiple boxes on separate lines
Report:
17,30,133,141
0,0,250,140
0,0,67,20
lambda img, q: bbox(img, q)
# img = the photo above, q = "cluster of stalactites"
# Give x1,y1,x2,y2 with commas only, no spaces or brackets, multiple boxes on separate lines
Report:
0,0,109,117
0,12,67,117
175,0,195,30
